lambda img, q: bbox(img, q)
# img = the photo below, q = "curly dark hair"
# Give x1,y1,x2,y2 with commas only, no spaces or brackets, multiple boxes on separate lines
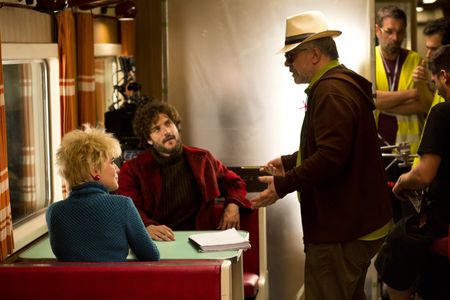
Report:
133,100,182,148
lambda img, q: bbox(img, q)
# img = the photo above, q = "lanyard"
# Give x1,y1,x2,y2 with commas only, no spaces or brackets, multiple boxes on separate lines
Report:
380,52,400,92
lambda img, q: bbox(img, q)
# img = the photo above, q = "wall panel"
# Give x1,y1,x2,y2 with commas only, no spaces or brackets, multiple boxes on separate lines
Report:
0,7,54,43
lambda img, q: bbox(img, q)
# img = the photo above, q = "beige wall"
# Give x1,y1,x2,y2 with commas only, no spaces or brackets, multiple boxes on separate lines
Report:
94,16,119,44
0,7,54,43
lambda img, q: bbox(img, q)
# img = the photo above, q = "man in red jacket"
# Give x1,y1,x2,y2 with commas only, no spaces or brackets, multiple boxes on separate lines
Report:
117,101,249,241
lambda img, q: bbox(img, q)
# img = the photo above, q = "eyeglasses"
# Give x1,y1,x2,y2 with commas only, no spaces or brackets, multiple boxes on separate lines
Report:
379,27,406,37
284,47,310,63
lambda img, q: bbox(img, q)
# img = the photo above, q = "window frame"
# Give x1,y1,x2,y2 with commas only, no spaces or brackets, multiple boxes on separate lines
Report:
1,43,62,251
2,58,52,224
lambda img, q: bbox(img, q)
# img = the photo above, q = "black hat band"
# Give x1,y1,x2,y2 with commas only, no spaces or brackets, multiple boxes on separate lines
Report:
285,33,314,45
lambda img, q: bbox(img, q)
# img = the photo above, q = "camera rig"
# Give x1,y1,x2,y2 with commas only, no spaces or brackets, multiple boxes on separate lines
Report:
379,134,417,171
105,56,151,157
109,56,149,110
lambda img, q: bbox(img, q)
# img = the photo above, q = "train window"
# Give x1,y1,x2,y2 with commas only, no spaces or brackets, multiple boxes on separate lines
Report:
2,60,51,225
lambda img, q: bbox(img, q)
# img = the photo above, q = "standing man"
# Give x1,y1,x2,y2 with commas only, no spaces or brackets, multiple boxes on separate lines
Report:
376,45,450,300
117,101,250,241
375,5,433,154
413,18,450,111
411,18,450,170
375,5,434,221
251,11,392,299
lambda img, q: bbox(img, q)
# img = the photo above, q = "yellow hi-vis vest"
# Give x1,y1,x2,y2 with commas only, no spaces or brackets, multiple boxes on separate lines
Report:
375,46,424,154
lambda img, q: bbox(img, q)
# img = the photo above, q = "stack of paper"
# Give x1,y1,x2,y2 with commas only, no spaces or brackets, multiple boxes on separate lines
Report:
189,228,251,252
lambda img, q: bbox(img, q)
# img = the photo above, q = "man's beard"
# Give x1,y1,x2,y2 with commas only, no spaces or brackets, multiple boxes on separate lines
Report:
383,42,401,56
294,71,312,84
153,137,182,156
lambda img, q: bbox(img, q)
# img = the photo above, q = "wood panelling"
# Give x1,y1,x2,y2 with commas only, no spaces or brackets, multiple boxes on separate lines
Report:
135,0,162,100
120,19,135,56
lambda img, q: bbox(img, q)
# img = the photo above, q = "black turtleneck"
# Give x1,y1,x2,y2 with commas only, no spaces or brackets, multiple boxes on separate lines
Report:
151,146,202,230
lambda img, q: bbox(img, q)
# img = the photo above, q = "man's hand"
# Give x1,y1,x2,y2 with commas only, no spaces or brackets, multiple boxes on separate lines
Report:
392,174,411,201
412,63,428,83
218,203,240,230
259,157,285,176
147,224,175,241
250,176,280,209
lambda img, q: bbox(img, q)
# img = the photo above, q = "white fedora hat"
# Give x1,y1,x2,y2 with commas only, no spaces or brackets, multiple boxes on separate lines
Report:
278,11,342,53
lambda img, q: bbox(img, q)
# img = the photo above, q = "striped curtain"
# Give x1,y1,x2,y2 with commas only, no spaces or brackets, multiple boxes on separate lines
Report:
58,10,77,197
57,10,77,136
76,13,96,126
0,33,15,261
94,59,106,125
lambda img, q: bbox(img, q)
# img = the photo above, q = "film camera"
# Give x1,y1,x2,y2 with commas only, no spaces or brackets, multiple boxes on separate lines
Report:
105,56,151,162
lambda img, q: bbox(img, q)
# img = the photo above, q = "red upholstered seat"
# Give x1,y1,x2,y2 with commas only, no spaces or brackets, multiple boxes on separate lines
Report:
0,260,223,300
430,225,450,260
244,272,260,297
240,207,261,298
224,166,269,299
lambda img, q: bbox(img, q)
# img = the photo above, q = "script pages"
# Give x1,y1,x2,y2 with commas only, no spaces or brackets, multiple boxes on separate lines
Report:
189,228,251,252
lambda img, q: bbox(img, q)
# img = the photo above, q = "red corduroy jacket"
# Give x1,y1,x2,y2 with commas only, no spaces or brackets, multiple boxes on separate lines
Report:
117,145,250,229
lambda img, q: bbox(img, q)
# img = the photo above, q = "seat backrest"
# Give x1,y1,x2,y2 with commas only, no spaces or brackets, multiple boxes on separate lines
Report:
224,166,268,276
228,166,266,193
0,260,224,300
240,207,260,275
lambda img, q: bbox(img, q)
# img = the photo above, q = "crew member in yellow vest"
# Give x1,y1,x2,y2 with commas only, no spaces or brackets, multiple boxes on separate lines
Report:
375,5,433,155
374,5,434,221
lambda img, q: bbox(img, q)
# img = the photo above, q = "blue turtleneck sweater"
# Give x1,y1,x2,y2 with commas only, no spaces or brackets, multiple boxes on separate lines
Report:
46,182,160,262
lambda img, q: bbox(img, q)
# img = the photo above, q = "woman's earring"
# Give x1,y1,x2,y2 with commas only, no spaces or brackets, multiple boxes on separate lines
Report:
92,174,100,181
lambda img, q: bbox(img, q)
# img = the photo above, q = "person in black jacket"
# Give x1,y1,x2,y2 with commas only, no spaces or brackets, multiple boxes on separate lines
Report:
376,45,450,300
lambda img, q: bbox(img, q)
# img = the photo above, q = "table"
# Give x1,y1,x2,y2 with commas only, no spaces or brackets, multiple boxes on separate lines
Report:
18,231,248,300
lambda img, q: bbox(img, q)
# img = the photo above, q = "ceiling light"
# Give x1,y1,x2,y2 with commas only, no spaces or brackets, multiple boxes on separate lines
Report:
35,0,67,12
115,0,136,21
